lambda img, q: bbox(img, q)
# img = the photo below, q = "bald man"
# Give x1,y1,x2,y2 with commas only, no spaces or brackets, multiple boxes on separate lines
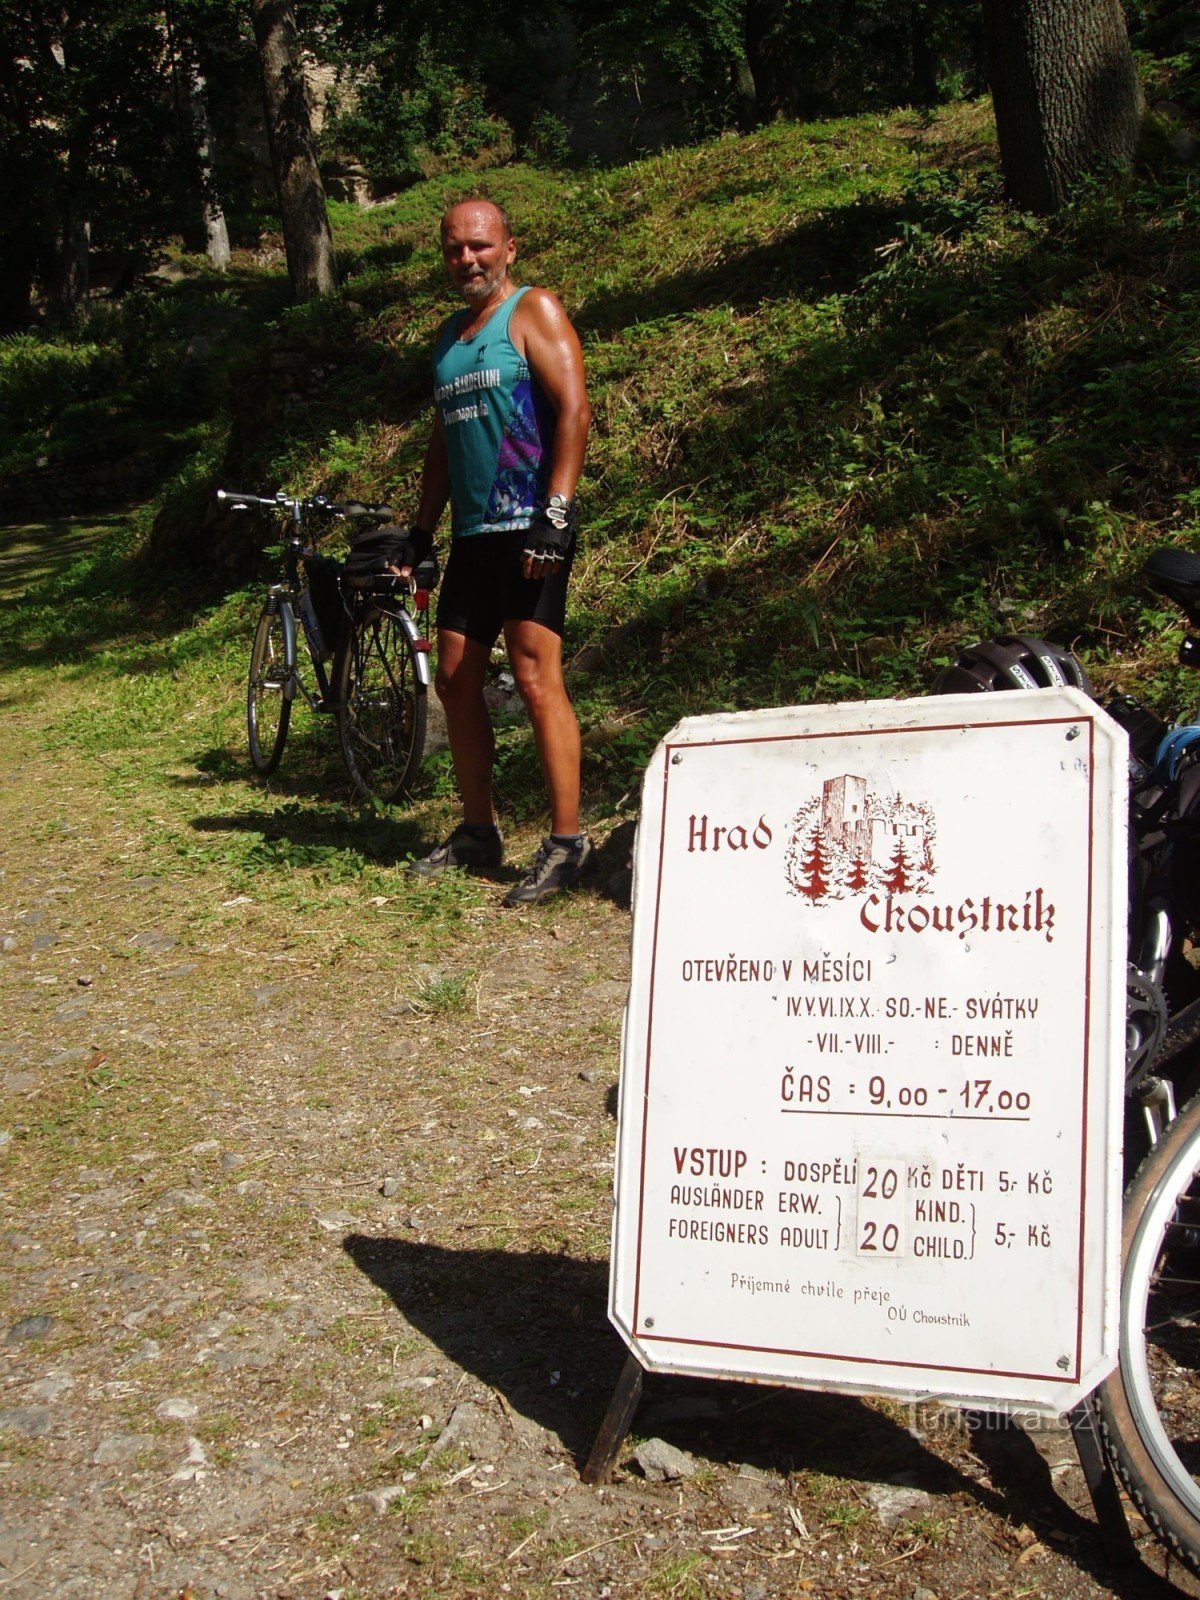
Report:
405,199,595,906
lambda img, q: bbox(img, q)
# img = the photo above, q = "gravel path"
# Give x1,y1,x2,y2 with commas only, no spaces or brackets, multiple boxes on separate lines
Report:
2,589,1197,1599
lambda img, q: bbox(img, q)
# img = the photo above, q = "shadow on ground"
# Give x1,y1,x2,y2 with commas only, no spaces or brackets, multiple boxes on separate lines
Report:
342,1233,1176,1596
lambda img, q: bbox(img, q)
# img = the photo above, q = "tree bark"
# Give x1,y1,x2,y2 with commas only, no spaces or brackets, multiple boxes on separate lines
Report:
248,0,336,300
910,7,939,108
55,128,91,316
170,9,231,270
981,0,1143,214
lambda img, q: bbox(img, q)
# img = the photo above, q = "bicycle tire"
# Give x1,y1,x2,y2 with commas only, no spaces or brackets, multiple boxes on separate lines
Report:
334,604,427,803
247,601,293,776
1097,1090,1200,1572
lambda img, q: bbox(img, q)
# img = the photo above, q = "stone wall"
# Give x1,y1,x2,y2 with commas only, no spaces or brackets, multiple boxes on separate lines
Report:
0,443,179,524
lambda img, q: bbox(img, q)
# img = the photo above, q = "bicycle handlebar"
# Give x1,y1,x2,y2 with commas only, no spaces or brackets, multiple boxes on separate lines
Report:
216,489,396,525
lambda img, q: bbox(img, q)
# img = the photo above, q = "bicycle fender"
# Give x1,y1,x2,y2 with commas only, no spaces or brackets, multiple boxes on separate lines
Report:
395,608,432,689
277,601,299,701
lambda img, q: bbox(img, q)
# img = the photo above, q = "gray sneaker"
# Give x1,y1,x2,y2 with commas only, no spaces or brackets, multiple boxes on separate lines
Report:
503,835,596,907
408,824,503,879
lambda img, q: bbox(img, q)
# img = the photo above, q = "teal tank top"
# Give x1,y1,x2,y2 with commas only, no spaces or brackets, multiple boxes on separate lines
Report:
431,285,557,539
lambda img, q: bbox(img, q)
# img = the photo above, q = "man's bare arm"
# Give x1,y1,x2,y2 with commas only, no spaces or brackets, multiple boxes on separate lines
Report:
514,288,591,502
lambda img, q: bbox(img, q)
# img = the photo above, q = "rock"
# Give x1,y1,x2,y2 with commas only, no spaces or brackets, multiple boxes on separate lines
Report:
152,1188,215,1214
380,1178,403,1198
28,1372,74,1401
435,1401,506,1461
359,1482,408,1513
0,1406,51,1437
204,1348,270,1371
93,1433,155,1465
864,1481,939,1528
315,1210,358,1231
173,1435,209,1481
42,1048,90,1069
129,930,177,953
5,1313,55,1343
3,1072,39,1094
221,1151,247,1170
633,1437,696,1481
156,1397,199,1422
74,1220,111,1245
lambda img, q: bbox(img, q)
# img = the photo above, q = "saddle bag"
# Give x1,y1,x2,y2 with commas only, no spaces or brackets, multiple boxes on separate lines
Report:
341,526,412,590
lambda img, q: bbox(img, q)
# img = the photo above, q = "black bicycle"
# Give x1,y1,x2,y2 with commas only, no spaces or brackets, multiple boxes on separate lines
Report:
219,489,434,803
937,551,1200,1571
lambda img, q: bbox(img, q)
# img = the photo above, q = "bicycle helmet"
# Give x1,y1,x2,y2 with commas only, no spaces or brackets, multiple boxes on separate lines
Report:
932,634,1094,697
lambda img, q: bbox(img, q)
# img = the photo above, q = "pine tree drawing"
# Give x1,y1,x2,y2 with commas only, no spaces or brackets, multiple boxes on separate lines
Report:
845,853,870,892
796,828,831,900
883,838,911,893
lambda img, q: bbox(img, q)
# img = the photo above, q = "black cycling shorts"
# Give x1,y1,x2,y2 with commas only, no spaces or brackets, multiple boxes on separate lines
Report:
436,529,575,647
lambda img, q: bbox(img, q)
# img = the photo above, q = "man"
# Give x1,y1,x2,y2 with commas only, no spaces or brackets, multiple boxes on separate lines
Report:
403,198,594,906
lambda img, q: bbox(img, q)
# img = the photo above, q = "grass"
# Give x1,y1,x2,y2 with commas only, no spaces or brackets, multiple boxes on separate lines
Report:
4,98,1200,851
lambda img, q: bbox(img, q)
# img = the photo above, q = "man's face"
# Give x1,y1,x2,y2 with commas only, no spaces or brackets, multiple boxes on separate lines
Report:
440,204,516,303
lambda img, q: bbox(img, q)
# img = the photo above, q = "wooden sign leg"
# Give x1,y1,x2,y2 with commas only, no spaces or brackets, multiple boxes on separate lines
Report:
581,1352,645,1484
1066,1394,1137,1564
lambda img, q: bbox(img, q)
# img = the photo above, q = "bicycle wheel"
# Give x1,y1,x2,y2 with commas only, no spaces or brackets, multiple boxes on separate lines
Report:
247,600,293,776
1097,1091,1200,1571
334,605,427,803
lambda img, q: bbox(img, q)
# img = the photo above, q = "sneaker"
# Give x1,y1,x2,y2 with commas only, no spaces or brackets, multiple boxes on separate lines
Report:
503,835,596,907
408,824,503,879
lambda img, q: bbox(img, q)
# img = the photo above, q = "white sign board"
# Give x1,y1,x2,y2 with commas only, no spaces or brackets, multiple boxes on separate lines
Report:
610,689,1126,1414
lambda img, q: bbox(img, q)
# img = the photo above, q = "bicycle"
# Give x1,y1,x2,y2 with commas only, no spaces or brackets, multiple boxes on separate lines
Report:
219,489,435,804
936,551,1200,1571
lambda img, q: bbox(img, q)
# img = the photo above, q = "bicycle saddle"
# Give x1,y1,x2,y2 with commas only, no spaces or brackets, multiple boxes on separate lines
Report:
1145,548,1200,626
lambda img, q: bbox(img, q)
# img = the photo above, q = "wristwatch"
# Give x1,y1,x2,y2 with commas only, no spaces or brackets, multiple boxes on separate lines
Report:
546,493,573,529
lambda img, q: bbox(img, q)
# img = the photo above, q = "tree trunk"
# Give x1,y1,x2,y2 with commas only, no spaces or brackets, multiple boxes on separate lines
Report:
248,0,336,300
55,130,91,317
981,0,1143,214
744,0,790,120
733,52,758,133
910,7,939,107
171,11,231,270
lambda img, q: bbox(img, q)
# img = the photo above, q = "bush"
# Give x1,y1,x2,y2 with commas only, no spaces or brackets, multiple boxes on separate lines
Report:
0,333,120,434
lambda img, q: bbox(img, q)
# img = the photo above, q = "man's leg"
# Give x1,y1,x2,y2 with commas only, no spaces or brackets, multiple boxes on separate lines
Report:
435,628,497,826
504,619,581,835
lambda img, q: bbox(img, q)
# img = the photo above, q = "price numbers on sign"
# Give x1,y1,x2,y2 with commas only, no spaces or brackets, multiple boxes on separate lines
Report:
856,1160,905,1258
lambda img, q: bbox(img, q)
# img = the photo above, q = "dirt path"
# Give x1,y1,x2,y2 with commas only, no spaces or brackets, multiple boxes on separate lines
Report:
1,532,1197,1599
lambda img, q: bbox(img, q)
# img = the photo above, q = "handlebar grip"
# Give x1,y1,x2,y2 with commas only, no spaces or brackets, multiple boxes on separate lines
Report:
216,488,279,510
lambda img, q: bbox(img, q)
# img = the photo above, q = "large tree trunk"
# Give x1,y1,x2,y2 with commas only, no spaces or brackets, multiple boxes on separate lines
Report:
910,7,939,108
170,11,231,271
55,130,91,317
743,0,790,121
249,0,335,301
981,0,1143,214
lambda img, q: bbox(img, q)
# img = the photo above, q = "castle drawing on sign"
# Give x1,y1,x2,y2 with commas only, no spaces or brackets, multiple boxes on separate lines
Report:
784,774,937,904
